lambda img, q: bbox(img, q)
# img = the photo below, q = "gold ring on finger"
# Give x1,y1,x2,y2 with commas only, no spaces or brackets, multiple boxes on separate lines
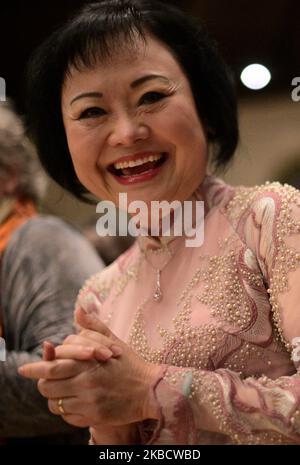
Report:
57,398,66,415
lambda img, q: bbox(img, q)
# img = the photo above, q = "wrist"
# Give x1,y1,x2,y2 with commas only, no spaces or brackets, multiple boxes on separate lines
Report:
90,424,139,445
141,363,165,420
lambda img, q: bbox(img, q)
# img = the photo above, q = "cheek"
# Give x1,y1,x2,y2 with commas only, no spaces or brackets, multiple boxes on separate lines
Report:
156,103,207,150
64,126,112,200
65,126,102,177
163,104,208,190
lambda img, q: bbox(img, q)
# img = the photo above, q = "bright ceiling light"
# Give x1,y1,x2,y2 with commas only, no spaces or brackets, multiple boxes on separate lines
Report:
240,64,271,90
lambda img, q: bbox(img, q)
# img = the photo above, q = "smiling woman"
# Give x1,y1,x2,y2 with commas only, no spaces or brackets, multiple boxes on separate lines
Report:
20,0,300,446
25,0,238,204
61,34,208,207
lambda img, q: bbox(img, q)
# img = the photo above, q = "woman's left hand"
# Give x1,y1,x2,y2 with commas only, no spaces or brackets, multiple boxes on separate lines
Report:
19,307,161,428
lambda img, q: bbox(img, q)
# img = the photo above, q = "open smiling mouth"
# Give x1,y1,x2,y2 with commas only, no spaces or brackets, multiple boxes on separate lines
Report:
107,152,168,178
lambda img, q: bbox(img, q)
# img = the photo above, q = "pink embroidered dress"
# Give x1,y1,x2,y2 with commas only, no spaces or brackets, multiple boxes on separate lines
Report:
77,175,300,445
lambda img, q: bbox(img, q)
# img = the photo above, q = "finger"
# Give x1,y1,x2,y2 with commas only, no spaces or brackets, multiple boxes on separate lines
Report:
75,306,113,338
78,332,122,357
94,346,121,363
43,341,55,361
64,334,107,349
19,358,94,380
48,396,85,418
78,292,102,315
64,334,104,346
64,333,122,357
55,344,113,361
48,397,100,427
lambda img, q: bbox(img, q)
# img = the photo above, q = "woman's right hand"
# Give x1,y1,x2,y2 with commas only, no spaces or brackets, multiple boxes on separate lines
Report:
40,339,139,444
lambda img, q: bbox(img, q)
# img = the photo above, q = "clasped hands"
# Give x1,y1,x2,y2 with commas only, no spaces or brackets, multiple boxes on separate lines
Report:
18,305,161,431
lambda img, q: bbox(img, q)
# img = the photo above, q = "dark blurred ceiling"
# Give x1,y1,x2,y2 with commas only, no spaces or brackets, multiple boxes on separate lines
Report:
189,0,299,93
1,0,299,113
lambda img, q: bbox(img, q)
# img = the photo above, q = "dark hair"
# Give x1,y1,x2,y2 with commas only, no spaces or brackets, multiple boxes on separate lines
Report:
25,0,238,203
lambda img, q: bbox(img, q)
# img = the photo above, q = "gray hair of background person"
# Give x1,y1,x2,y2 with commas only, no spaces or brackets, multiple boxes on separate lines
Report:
0,101,46,203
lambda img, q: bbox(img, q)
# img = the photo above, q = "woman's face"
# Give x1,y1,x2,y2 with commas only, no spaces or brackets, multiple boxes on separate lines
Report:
61,35,208,207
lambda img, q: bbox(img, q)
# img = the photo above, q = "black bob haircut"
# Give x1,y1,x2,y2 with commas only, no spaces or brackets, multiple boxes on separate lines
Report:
25,0,239,203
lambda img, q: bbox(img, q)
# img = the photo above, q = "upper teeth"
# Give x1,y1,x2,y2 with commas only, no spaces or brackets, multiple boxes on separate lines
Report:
113,153,163,170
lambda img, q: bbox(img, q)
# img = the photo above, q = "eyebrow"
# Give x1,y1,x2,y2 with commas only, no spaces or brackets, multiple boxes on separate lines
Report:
70,74,170,106
130,74,170,88
70,91,103,106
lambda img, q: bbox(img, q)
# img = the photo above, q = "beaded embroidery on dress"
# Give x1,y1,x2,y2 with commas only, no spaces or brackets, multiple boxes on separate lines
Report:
76,175,300,444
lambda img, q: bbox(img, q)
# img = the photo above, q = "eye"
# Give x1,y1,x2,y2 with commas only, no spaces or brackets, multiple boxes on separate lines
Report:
139,91,167,105
79,107,106,119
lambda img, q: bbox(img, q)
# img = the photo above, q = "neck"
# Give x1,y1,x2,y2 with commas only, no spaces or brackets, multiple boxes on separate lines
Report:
139,187,206,247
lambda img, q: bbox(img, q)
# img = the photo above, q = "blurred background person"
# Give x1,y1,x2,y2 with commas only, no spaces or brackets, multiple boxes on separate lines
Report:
0,100,104,444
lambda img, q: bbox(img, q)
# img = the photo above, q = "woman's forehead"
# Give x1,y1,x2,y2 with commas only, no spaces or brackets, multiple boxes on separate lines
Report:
66,34,145,73
63,36,181,87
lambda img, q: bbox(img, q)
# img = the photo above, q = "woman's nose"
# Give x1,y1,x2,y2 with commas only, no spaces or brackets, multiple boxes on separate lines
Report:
107,113,149,146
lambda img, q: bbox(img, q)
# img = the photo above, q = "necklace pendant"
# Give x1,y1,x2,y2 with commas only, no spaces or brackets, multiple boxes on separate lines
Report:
153,287,163,302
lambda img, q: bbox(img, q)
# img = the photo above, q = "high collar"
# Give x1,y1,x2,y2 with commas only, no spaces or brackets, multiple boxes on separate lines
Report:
137,173,221,253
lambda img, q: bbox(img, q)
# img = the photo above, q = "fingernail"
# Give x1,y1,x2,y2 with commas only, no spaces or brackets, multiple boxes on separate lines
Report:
98,347,113,359
79,293,102,314
83,347,95,355
111,344,122,357
104,347,114,357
